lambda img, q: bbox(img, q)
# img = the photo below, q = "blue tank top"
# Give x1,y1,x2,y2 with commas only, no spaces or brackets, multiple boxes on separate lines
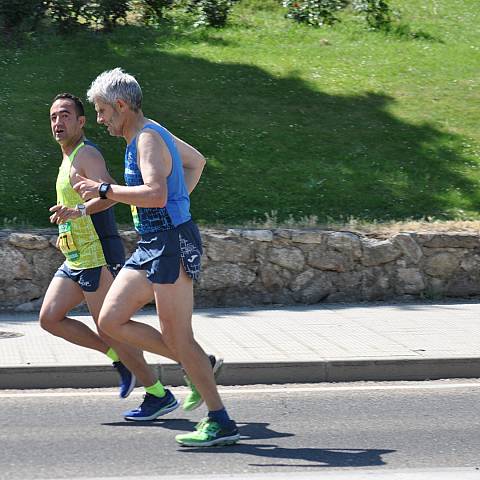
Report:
124,123,191,234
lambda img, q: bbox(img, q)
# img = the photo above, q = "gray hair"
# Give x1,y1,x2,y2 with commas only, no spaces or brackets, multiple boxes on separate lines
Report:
87,67,142,112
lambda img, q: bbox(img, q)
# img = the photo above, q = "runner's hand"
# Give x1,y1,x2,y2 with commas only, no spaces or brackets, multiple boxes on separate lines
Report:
73,175,101,201
49,204,80,224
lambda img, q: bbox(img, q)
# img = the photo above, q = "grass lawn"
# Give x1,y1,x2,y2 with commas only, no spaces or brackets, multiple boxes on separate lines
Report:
1,0,479,229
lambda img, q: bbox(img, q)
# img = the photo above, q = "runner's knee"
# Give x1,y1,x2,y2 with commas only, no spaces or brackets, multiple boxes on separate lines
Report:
39,306,64,333
97,327,114,344
98,313,117,338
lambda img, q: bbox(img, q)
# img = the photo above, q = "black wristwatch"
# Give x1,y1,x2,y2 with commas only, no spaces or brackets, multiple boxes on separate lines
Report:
98,183,111,199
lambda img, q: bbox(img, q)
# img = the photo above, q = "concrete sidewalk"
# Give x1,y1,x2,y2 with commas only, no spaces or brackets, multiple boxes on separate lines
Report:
1,301,480,389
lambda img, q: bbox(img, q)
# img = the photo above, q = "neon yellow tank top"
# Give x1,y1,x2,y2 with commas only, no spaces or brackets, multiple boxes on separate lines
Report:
56,141,106,269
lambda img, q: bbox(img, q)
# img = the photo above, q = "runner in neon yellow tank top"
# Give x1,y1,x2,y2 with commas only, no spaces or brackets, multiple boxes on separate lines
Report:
56,140,106,269
40,93,170,408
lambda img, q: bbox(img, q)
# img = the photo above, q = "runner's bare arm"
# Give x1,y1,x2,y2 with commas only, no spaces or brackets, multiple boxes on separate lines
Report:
73,130,170,208
172,135,206,194
73,145,118,214
49,146,119,224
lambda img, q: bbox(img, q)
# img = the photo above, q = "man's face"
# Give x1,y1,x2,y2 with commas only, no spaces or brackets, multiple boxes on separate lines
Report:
50,99,85,145
94,99,123,137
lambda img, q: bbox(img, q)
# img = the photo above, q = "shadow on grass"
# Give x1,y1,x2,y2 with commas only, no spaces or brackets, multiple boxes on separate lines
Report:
0,26,477,226
389,24,444,42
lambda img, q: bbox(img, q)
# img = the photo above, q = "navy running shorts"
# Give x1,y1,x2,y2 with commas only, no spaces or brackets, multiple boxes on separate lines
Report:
123,219,202,284
54,262,122,292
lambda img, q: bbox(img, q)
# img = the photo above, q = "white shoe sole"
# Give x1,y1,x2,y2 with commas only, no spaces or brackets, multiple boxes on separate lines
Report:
176,433,240,447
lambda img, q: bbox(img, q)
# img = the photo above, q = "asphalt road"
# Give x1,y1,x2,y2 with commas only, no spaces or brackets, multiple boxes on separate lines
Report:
1,381,480,479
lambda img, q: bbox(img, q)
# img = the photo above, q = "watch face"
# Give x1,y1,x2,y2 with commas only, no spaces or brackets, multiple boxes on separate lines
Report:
99,183,109,198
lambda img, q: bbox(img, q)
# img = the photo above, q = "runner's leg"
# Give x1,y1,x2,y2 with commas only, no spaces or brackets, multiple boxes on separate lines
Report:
98,267,178,361
98,267,182,420
154,265,223,412
39,275,108,353
84,266,157,387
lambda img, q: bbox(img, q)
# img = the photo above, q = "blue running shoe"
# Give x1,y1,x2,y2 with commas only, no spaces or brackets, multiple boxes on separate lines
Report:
124,389,179,421
113,361,136,399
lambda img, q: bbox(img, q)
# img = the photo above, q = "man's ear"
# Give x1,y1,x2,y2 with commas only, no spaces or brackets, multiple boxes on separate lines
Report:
79,115,86,128
116,99,128,112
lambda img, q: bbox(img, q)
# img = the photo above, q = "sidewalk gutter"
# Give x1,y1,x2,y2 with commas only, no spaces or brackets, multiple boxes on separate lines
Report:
2,357,480,390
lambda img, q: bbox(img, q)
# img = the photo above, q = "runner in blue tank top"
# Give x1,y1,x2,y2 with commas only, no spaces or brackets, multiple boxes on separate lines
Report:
75,68,239,447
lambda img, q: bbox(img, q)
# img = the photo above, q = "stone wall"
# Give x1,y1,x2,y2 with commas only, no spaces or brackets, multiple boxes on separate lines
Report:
1,228,480,311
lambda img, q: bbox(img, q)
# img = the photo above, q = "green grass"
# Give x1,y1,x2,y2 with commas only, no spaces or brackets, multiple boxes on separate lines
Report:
1,0,480,228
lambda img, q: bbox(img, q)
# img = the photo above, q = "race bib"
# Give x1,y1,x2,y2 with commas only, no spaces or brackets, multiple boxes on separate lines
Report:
58,221,80,261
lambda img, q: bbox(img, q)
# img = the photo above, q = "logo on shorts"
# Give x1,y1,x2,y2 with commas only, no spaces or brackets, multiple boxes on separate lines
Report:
187,254,199,263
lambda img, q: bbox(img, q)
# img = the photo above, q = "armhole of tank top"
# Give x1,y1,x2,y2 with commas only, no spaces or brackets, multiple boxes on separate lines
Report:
68,142,85,188
137,125,174,178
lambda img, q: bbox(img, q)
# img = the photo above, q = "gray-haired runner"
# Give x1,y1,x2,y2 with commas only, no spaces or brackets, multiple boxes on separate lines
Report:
74,68,239,446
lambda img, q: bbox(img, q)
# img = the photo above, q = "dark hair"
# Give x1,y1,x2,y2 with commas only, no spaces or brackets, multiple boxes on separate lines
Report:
52,93,85,117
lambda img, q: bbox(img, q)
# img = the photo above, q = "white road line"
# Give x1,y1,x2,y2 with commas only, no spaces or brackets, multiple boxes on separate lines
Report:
1,381,480,398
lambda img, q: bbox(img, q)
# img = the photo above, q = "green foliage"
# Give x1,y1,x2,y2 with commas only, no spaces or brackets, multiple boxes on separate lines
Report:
1,0,132,35
189,0,234,28
46,0,87,32
91,0,130,30
0,0,236,34
352,0,391,29
282,0,392,29
0,0,46,38
282,0,347,27
141,0,174,24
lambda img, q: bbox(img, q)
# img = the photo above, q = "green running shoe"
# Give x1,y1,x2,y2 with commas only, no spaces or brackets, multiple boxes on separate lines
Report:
176,418,240,447
182,355,223,412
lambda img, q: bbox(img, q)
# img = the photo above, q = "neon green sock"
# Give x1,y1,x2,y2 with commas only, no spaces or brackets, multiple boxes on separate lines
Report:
145,381,166,398
106,348,120,363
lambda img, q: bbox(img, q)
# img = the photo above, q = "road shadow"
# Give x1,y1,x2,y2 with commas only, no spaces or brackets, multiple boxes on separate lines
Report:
102,419,293,440
179,444,395,468
102,418,394,467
